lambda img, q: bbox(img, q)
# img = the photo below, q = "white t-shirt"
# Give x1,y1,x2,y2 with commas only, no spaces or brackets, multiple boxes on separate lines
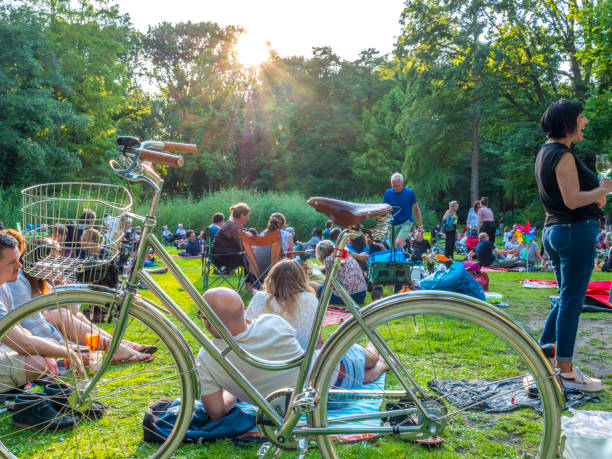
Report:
246,291,318,349
0,284,12,319
197,314,304,403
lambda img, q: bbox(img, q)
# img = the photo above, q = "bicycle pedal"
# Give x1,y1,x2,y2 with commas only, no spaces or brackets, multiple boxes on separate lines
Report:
257,442,283,459
291,389,319,413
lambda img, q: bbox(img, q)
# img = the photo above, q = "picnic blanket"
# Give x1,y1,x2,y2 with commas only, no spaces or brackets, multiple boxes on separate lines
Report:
237,373,387,443
323,306,352,326
429,378,600,414
523,280,611,308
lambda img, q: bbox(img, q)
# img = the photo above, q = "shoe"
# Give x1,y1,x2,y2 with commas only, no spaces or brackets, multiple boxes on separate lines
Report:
12,393,76,431
44,383,106,419
559,366,603,392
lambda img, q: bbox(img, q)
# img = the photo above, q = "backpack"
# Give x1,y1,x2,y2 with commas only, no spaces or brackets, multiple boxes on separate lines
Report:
441,214,456,233
419,261,485,301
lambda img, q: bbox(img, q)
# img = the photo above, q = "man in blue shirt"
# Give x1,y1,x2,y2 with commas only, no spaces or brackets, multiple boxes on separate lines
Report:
382,173,422,250
179,230,202,256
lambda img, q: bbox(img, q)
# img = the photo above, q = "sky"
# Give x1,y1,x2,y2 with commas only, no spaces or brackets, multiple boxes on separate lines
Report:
113,0,406,61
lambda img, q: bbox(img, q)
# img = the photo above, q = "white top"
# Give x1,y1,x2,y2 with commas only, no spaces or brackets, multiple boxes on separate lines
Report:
197,314,303,403
261,229,292,253
0,284,12,319
246,291,318,349
7,272,64,342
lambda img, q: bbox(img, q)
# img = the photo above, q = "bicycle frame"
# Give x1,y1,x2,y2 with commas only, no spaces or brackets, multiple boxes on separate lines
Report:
92,145,437,438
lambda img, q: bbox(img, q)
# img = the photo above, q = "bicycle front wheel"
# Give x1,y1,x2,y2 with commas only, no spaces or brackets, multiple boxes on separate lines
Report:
0,286,196,458
310,291,562,458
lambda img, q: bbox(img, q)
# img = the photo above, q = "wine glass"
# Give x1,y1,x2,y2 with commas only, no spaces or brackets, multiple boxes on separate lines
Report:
595,154,612,179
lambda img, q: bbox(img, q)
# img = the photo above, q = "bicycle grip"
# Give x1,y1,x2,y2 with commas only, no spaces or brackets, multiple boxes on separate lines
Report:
163,142,197,154
140,149,184,168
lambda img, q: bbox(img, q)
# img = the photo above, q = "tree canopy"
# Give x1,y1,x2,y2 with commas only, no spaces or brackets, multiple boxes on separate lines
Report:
1,0,610,226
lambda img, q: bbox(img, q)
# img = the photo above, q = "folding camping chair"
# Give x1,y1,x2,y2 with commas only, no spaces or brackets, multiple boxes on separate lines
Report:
238,229,284,294
201,227,245,292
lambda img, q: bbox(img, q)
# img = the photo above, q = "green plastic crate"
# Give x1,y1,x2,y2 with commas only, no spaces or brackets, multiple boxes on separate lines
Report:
368,261,413,285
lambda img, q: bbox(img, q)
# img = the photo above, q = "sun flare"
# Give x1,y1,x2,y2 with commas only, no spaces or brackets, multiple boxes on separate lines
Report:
235,32,269,68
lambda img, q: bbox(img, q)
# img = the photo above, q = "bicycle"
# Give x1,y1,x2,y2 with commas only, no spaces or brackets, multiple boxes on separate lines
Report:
0,136,563,458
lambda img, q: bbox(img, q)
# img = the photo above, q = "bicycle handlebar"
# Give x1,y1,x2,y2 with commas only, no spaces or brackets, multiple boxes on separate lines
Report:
140,148,185,168
162,141,197,154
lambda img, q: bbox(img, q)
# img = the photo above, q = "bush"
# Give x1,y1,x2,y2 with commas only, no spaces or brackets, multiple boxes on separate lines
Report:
0,186,22,229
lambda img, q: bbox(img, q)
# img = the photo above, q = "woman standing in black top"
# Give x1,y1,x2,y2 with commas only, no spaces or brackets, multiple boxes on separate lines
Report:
535,99,611,392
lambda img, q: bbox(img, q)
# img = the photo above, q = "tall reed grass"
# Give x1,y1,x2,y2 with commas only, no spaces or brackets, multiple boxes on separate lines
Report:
135,188,438,241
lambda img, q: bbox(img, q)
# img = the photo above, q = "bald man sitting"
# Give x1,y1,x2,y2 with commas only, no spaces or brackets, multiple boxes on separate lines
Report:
197,287,304,420
197,287,390,420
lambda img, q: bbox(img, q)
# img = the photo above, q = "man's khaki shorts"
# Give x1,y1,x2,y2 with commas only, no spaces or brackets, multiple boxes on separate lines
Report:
0,343,27,392
388,221,414,247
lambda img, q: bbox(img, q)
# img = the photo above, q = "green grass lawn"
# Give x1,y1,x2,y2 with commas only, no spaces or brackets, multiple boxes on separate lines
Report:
137,250,610,457
4,247,607,458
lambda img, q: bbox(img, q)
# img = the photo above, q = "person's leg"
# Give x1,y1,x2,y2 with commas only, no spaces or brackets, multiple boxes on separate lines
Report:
363,340,389,384
350,290,366,305
444,229,455,258
485,222,496,245
554,221,598,369
394,222,413,252
315,283,345,306
539,225,562,347
45,309,151,362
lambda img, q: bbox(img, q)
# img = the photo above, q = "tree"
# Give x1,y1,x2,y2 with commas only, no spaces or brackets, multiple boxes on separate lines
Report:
0,5,83,187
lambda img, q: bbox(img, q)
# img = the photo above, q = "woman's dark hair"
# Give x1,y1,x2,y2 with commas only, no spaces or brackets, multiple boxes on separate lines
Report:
212,213,224,224
350,235,366,252
325,220,333,229
79,209,96,225
312,228,322,238
329,228,341,242
540,99,583,139
480,196,488,207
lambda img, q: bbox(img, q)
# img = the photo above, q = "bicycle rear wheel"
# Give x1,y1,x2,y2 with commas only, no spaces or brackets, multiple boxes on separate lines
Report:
310,291,562,458
0,287,196,458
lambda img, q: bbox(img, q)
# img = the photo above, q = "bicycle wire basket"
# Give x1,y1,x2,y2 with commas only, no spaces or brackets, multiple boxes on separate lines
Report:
21,183,133,284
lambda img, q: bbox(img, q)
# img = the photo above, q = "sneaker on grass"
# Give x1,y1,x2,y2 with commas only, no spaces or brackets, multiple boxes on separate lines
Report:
560,366,603,392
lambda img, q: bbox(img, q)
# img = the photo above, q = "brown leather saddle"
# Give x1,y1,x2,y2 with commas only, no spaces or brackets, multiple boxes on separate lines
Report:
307,197,391,227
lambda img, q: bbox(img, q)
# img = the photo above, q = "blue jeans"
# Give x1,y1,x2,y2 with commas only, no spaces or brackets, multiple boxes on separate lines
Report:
317,285,366,306
540,219,598,362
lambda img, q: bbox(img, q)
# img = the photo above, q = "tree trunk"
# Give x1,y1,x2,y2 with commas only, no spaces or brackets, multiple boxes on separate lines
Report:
471,92,479,202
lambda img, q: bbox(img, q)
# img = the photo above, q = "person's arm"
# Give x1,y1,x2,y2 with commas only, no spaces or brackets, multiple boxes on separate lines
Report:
478,210,483,229
556,152,610,209
350,250,369,263
467,250,475,262
201,389,237,421
442,209,450,224
2,326,84,376
493,248,508,256
413,202,422,227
